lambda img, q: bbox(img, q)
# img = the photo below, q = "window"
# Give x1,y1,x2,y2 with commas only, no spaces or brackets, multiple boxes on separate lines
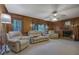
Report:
12,19,22,31
32,24,48,32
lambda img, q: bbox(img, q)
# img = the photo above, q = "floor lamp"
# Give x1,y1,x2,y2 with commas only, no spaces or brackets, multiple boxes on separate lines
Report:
0,13,11,54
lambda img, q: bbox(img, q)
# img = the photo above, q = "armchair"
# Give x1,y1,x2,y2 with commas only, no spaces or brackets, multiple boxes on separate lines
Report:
7,31,30,53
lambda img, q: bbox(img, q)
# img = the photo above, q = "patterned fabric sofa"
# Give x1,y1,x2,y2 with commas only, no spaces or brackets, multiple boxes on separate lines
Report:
48,30,59,39
28,30,49,44
7,31,30,53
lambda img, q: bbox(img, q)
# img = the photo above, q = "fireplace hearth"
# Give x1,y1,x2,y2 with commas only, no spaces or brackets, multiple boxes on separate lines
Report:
63,30,72,37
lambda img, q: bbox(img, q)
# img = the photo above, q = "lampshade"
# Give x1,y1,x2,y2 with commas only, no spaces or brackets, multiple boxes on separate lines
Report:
0,14,11,24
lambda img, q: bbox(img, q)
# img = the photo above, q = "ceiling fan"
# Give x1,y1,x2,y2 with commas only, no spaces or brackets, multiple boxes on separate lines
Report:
44,7,67,22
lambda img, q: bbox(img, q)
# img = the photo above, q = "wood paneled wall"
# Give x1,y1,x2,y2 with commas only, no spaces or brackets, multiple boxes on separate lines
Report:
53,21,65,30
6,13,54,33
51,17,79,31
0,4,7,13
22,16,32,33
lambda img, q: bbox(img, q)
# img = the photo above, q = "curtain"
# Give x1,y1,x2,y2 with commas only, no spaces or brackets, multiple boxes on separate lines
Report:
12,19,22,31
32,24,48,32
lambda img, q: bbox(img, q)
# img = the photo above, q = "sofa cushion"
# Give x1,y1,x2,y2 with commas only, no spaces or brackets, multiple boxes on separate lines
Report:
48,30,55,34
29,30,41,37
8,31,22,39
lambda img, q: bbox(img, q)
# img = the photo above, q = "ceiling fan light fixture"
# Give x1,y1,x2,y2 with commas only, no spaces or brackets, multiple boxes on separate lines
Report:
52,18,58,21
54,13,57,16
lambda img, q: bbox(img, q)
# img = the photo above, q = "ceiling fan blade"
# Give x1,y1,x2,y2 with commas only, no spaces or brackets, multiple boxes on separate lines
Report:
58,14,67,18
51,4,59,12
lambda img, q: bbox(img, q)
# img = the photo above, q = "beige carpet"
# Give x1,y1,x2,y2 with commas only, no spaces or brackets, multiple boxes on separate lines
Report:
6,39,79,55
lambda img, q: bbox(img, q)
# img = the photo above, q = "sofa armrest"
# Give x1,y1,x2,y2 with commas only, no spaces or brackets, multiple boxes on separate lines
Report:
8,41,21,52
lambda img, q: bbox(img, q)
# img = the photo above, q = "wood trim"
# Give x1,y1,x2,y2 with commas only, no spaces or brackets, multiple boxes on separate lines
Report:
0,4,8,13
3,4,8,13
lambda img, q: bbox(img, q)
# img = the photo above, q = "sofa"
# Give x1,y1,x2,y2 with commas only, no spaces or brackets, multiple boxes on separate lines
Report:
7,31,30,53
28,30,49,44
48,30,59,39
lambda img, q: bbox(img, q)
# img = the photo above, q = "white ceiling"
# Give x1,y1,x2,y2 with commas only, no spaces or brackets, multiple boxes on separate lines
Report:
5,4,79,21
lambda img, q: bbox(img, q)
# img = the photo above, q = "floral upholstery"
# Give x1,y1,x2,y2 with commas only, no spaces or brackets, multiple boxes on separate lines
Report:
48,30,59,39
7,31,30,53
28,31,49,44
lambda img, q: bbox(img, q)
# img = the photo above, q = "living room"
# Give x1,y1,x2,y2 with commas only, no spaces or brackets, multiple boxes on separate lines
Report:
0,4,79,55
